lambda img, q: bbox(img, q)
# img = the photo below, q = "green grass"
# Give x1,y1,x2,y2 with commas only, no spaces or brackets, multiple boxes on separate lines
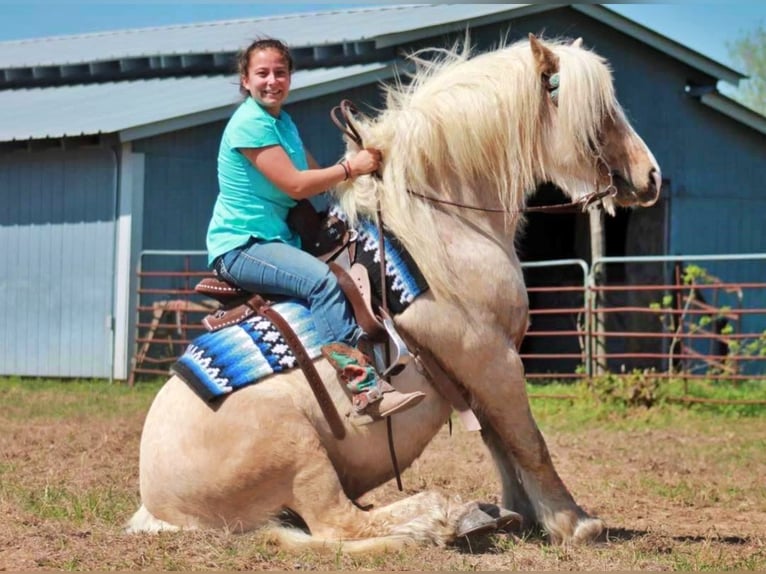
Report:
12,482,137,524
2,374,761,431
0,377,162,421
528,375,765,431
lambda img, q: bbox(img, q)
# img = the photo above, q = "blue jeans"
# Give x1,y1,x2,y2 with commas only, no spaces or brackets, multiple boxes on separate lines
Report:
215,239,360,346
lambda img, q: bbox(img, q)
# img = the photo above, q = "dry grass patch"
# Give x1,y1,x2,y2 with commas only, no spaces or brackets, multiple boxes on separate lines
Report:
1,379,764,570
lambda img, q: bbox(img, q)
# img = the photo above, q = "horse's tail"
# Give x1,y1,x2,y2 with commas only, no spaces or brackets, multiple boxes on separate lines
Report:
125,504,181,534
263,524,414,554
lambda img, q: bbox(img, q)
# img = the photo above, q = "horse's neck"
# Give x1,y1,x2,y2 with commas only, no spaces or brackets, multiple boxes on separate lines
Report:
444,209,521,261
426,209,526,305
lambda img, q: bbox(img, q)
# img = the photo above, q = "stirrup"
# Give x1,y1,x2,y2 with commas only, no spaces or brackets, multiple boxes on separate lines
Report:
371,312,412,378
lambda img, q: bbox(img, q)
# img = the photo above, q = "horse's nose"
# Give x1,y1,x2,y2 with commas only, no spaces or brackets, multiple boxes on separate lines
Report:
639,168,662,207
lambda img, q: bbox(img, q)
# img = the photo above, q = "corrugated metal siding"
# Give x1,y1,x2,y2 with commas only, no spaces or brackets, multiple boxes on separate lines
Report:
671,198,766,256
0,5,525,68
0,148,116,377
138,124,221,254
670,196,766,334
0,63,391,142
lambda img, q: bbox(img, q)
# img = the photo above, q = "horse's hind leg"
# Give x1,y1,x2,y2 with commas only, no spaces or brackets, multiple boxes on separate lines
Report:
284,436,468,550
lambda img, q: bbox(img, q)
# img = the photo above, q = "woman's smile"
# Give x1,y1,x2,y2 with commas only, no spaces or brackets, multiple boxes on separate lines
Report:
241,48,292,115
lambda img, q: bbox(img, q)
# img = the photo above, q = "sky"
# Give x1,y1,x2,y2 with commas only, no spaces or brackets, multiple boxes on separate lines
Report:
0,2,763,73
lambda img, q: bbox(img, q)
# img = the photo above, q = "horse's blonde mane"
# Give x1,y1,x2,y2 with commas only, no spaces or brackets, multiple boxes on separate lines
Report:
335,36,618,301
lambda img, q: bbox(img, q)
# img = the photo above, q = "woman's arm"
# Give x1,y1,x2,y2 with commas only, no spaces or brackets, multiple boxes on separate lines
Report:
241,145,380,200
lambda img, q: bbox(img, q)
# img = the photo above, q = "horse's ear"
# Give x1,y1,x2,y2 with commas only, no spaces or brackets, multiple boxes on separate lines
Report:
572,37,583,48
528,33,559,78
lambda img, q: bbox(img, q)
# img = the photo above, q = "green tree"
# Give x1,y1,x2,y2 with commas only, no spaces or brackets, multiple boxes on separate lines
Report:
727,24,766,115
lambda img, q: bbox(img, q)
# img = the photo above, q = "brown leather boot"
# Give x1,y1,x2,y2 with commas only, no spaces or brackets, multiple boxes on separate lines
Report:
322,343,426,418
343,365,425,417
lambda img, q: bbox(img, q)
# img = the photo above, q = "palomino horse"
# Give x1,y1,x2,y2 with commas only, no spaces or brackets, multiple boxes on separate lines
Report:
128,35,661,549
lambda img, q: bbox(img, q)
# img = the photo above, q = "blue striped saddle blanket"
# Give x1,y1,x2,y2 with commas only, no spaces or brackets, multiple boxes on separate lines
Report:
171,300,323,402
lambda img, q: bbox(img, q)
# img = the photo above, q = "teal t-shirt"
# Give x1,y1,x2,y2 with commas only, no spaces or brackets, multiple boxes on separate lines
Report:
206,98,308,265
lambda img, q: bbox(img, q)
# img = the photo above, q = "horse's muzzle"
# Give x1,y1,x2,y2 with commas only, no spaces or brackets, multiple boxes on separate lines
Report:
636,168,662,207
613,168,661,208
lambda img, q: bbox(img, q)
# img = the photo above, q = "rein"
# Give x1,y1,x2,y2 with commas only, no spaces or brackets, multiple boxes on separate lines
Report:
332,99,405,490
330,98,617,215
406,182,615,215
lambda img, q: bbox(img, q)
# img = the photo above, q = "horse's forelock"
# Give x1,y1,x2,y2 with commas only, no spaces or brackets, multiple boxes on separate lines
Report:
555,44,617,159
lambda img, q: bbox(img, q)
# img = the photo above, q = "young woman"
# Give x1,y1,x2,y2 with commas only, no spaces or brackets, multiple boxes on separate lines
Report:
206,38,424,418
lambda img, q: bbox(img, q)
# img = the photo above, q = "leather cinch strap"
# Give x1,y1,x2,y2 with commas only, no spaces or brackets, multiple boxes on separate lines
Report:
249,295,346,440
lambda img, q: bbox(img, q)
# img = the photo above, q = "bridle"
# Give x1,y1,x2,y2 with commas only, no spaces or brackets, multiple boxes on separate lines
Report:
330,98,619,216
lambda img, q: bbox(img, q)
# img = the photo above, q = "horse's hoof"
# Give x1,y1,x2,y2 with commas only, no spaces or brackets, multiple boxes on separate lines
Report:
478,503,524,531
456,507,497,538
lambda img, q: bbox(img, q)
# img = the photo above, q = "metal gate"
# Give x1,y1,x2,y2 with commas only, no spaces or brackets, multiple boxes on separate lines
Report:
128,251,766,389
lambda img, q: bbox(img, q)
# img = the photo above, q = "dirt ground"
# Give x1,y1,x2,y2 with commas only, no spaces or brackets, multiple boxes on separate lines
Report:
1,386,764,571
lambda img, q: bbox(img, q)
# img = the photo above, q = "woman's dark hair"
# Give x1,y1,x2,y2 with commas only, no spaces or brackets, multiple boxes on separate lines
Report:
237,37,294,96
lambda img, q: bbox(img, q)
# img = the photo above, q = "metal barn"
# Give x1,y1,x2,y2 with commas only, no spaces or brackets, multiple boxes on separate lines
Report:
0,4,763,380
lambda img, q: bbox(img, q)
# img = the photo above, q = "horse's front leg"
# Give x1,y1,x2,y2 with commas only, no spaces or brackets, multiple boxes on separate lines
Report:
398,297,603,544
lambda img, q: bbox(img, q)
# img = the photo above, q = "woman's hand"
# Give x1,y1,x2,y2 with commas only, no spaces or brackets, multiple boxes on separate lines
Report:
347,148,382,177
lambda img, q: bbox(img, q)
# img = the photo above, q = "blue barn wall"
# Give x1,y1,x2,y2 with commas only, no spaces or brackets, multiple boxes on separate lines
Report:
0,147,117,377
134,121,221,254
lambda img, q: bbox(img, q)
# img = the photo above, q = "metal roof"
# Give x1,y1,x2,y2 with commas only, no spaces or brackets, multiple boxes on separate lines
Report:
699,92,766,136
0,4,745,86
0,62,396,143
0,3,755,144
572,5,744,86
0,5,529,68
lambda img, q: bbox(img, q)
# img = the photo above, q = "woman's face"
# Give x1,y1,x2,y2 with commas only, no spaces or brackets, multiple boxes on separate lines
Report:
241,48,291,116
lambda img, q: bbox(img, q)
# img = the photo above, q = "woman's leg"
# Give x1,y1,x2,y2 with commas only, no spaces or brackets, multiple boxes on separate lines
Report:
218,241,358,346
218,240,425,418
